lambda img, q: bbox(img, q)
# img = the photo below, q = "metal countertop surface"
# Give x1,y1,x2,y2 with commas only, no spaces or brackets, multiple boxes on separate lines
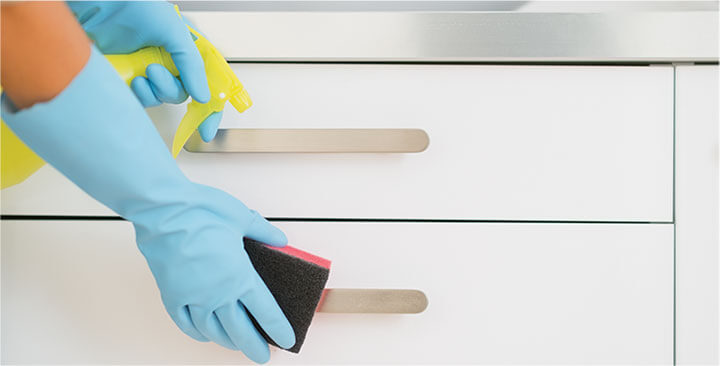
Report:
177,1,718,63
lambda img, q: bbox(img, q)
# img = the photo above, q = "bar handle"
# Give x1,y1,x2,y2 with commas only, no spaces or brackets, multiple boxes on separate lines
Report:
316,289,428,314
184,128,429,153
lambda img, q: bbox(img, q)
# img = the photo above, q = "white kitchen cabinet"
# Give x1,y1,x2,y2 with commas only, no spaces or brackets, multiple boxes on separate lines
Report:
1,65,673,222
1,220,673,364
1,4,715,364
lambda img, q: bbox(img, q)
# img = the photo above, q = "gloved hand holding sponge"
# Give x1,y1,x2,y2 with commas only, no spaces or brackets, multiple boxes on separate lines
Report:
1,1,303,363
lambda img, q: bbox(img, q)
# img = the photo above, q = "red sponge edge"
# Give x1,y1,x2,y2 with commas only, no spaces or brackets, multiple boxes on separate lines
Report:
269,245,332,270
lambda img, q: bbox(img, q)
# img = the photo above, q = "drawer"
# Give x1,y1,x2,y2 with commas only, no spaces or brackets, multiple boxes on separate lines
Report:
1,65,673,220
1,220,673,364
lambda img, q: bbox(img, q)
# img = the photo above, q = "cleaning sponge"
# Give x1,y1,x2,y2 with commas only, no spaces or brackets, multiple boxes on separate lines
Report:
244,238,330,353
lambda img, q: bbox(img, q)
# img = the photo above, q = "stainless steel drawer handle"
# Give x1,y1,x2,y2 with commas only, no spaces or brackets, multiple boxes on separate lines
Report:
184,128,430,153
316,289,428,314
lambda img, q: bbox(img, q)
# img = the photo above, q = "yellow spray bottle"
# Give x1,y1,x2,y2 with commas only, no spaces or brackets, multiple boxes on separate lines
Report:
0,113,47,189
106,23,251,157
1,15,249,189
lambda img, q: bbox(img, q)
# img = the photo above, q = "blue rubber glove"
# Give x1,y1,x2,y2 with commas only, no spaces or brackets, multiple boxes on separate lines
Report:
67,1,221,142
134,64,223,142
1,47,294,363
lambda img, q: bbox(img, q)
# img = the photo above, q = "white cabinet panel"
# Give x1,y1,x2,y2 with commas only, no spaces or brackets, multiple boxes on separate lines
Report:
1,65,673,221
675,65,719,365
1,220,673,364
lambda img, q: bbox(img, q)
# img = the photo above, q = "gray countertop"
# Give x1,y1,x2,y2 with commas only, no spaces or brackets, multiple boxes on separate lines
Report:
178,1,718,63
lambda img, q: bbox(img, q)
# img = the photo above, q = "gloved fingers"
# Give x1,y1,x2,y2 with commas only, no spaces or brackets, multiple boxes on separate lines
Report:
244,210,288,247
163,22,211,104
130,76,162,108
145,64,189,104
215,302,271,363
239,273,296,350
188,306,238,351
198,111,223,142
168,305,209,342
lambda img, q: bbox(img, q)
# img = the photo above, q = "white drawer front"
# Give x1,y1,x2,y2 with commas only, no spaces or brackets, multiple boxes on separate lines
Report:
1,65,673,220
1,221,673,364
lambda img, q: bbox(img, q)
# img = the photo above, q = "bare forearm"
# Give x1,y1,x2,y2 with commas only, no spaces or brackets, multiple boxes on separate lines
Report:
1,1,90,109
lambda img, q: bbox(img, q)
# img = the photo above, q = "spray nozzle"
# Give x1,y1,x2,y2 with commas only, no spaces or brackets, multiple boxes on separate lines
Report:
168,25,251,156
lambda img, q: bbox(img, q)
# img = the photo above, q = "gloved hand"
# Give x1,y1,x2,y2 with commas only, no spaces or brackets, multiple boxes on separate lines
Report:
1,46,294,363
67,1,222,142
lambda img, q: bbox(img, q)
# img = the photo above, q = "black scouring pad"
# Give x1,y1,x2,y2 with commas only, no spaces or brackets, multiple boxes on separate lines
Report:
244,238,331,353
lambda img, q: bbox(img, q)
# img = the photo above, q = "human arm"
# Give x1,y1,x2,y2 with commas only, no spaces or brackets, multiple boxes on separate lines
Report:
1,3,294,362
1,1,89,109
